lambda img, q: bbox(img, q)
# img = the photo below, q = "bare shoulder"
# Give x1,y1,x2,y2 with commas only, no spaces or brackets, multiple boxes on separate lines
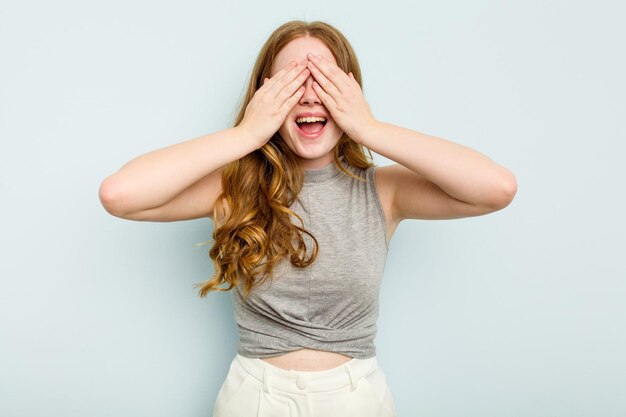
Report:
374,163,499,222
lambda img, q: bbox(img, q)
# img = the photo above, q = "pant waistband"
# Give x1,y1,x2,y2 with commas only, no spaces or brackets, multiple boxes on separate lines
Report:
235,354,378,394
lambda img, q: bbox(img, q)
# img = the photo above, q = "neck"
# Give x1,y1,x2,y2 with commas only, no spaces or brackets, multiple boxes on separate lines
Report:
299,155,335,171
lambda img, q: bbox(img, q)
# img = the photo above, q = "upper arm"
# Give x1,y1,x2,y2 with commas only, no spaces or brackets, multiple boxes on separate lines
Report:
120,167,225,222
375,163,500,223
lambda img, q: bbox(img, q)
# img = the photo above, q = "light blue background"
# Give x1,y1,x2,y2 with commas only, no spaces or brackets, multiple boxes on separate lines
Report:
1,0,624,416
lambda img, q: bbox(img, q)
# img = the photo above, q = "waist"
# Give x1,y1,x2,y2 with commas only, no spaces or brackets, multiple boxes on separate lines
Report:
235,312,379,359
237,353,379,393
260,348,353,371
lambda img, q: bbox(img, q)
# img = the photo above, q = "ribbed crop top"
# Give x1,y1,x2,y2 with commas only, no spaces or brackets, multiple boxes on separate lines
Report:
231,158,389,359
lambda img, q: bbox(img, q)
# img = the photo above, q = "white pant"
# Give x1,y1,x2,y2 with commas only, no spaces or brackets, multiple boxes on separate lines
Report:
212,354,397,417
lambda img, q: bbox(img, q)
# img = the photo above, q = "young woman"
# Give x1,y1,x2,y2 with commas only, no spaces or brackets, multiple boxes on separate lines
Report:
99,20,517,417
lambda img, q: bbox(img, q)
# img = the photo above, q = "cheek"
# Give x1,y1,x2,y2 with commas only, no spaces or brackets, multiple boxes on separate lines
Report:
329,120,343,134
279,120,292,132
277,123,294,143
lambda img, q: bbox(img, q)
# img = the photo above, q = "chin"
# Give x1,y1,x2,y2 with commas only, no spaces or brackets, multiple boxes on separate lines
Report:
287,136,341,167
279,119,342,164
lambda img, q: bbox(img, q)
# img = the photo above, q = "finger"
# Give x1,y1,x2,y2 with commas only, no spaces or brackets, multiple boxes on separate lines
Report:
311,80,337,110
306,59,341,101
277,67,310,102
278,85,306,114
263,60,297,89
307,53,351,94
269,61,307,97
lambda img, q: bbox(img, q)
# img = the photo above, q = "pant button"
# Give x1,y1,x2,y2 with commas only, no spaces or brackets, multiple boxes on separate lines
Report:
295,375,308,390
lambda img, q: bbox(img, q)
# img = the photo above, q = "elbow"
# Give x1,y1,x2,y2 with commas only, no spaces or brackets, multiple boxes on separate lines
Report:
98,176,131,218
488,169,517,211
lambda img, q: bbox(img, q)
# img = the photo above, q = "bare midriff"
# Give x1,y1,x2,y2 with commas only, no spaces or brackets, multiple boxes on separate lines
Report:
260,348,353,371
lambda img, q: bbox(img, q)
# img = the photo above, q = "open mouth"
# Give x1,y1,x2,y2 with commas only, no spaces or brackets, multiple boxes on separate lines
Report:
295,116,327,137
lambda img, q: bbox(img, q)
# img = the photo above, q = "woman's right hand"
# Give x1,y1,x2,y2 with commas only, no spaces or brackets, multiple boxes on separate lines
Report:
239,60,310,148
99,63,311,222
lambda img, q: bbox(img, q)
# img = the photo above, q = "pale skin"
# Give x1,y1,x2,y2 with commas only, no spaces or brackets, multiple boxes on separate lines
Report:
99,35,517,372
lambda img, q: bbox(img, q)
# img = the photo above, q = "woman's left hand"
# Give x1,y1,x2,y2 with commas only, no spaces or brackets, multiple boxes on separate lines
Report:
306,53,377,144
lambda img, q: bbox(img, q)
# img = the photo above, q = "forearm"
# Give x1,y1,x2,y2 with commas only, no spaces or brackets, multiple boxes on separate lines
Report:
99,126,258,213
357,121,517,208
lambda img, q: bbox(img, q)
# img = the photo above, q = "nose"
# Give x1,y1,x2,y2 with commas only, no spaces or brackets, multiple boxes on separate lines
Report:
299,75,321,105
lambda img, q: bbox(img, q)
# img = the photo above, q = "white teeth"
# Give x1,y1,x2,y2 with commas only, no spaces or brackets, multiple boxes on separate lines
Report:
296,116,326,124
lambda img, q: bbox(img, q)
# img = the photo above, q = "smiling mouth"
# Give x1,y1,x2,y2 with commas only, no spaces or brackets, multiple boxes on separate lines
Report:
295,118,327,136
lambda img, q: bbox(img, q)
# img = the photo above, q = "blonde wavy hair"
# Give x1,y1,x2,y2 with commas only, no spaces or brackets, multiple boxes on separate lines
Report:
196,20,375,299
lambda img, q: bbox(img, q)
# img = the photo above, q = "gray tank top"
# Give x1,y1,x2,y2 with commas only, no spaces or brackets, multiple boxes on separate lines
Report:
231,158,389,359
